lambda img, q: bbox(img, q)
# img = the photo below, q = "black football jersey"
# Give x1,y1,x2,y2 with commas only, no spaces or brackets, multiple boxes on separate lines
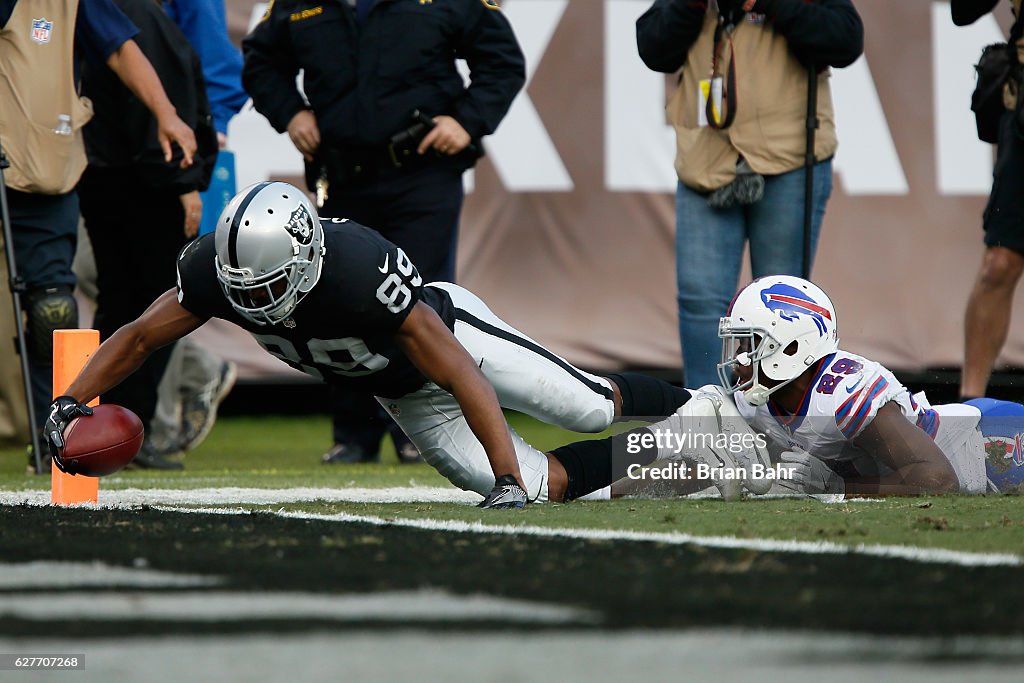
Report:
175,219,455,398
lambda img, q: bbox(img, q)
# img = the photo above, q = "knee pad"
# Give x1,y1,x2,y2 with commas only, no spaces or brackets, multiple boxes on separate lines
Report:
24,285,78,365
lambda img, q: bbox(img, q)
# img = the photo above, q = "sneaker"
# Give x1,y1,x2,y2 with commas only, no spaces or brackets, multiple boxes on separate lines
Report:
395,439,423,464
130,442,185,470
178,361,237,453
321,442,379,465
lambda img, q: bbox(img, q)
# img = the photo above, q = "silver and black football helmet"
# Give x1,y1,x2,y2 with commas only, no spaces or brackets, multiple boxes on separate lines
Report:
213,181,325,325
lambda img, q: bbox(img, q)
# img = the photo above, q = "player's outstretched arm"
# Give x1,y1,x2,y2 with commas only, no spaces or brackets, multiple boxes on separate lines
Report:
846,402,960,495
64,289,206,405
394,302,527,495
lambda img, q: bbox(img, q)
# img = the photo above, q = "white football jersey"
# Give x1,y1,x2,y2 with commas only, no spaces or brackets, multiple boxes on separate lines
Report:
734,350,986,492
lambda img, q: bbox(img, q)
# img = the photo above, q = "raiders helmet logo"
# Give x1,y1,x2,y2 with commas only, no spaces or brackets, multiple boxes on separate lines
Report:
286,205,314,245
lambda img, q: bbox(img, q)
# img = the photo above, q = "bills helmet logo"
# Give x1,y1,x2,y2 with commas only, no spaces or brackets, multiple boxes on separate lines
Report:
760,283,832,336
31,18,53,44
285,205,314,245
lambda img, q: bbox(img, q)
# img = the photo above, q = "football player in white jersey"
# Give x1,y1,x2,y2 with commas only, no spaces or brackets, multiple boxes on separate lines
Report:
714,275,1024,495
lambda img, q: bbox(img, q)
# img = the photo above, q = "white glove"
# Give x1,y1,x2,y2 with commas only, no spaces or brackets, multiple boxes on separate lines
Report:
776,448,845,497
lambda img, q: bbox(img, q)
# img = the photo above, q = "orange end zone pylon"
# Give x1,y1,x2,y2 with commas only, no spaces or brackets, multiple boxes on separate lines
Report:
51,329,100,505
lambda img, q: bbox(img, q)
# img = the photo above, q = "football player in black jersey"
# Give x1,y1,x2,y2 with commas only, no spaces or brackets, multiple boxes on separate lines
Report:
43,182,694,507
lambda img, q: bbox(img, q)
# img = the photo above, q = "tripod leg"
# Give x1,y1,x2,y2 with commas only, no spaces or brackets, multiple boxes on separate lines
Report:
0,150,45,473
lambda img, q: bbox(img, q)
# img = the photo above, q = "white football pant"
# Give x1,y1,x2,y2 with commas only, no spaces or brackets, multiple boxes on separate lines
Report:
377,283,616,502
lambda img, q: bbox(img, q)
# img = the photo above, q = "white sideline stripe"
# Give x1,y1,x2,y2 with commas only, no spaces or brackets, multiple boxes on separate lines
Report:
0,486,478,507
0,562,222,589
2,487,1016,567
156,505,1023,569
0,590,597,625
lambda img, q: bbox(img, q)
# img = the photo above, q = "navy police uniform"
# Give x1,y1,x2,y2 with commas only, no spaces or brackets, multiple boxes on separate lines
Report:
176,220,617,500
242,0,525,458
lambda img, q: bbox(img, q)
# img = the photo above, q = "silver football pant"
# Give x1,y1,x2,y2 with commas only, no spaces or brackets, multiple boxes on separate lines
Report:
378,283,616,502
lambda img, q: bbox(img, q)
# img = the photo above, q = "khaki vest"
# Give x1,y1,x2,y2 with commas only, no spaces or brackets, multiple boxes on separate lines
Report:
1005,0,1024,109
666,9,837,192
0,0,93,194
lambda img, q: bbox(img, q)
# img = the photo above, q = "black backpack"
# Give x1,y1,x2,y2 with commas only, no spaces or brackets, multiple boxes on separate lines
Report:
971,12,1024,143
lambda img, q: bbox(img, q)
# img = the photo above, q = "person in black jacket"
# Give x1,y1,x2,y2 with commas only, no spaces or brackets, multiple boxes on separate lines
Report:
78,0,217,469
954,0,1024,401
242,0,525,465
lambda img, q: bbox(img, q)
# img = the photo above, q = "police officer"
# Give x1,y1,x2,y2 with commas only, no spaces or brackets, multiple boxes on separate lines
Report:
242,0,525,464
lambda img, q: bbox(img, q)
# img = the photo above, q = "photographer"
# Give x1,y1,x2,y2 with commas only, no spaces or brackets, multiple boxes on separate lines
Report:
636,0,862,388
955,0,1024,401
242,0,524,464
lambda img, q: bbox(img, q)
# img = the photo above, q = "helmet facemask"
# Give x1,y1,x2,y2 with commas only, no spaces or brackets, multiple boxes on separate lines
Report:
717,320,800,406
213,182,325,327
217,250,314,326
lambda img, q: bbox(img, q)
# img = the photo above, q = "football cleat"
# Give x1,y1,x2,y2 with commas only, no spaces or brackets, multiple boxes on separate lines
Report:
478,475,527,509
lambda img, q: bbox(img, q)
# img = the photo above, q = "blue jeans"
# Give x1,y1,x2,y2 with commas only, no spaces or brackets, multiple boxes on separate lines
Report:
676,160,833,387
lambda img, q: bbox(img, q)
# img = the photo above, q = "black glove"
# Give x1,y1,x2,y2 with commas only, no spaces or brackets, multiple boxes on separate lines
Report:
478,474,528,509
44,395,92,474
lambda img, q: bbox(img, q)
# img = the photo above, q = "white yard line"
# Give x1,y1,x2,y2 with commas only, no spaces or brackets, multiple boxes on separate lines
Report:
3,486,1018,568
2,631,1020,683
0,590,597,625
153,505,1023,569
0,562,222,589
0,486,478,507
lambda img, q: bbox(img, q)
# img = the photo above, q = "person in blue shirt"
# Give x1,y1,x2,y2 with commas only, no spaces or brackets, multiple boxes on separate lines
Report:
162,0,247,140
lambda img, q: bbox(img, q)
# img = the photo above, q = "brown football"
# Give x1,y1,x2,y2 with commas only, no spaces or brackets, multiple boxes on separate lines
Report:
60,404,144,476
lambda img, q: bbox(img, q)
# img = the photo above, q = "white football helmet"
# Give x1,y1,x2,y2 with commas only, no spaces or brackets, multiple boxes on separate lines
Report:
214,182,325,325
717,276,839,406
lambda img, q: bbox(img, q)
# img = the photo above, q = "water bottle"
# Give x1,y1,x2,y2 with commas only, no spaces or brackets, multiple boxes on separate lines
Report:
54,114,72,136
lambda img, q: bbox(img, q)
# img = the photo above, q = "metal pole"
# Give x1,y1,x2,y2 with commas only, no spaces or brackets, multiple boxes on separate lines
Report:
802,63,819,280
0,144,45,473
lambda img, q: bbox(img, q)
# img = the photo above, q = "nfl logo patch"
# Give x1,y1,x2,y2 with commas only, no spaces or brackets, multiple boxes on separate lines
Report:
31,18,53,45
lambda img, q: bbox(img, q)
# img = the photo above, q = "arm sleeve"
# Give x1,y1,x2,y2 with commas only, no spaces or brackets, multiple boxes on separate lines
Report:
761,0,864,68
75,0,140,66
165,0,248,134
451,0,526,139
635,0,709,73
241,0,308,134
950,0,1001,26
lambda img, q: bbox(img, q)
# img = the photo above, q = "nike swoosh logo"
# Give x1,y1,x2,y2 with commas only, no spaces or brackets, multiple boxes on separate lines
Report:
378,253,389,273
845,378,863,394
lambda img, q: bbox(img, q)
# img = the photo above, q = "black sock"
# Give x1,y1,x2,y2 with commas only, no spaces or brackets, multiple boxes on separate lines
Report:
606,372,691,418
551,427,659,501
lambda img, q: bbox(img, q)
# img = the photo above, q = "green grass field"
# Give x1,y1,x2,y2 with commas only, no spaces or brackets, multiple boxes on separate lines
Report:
2,412,1023,651
2,414,1020,556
